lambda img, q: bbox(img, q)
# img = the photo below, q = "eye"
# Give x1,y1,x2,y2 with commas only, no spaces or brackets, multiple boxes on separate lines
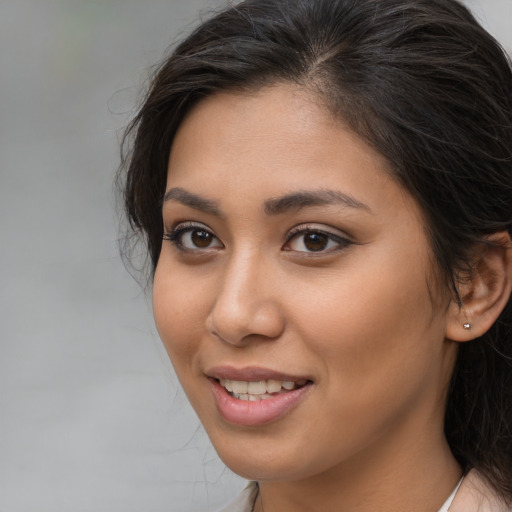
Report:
284,226,352,253
163,223,223,251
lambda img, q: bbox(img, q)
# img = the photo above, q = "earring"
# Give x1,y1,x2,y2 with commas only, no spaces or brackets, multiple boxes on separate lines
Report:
463,323,471,330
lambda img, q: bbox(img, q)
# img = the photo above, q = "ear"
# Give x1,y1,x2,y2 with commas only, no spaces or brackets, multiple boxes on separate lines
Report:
446,231,512,342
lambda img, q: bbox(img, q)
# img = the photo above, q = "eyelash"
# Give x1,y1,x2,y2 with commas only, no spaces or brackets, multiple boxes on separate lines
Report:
284,225,353,254
163,222,222,252
163,222,353,255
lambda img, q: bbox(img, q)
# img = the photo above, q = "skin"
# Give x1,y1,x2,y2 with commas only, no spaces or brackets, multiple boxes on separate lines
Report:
153,84,462,512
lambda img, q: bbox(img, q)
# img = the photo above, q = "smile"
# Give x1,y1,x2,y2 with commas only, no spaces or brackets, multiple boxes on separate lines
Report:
219,378,308,401
207,369,313,426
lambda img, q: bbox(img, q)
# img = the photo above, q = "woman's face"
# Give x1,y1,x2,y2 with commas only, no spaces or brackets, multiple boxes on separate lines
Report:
153,84,457,481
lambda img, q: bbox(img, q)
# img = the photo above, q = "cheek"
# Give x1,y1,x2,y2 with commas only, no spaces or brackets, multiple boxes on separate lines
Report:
152,261,210,374
269,256,448,472
290,249,445,404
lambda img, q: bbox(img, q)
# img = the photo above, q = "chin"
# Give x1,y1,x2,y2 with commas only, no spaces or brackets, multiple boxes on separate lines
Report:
207,431,323,482
220,455,302,482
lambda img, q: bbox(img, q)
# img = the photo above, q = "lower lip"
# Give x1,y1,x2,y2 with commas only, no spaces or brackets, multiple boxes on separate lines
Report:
209,379,312,427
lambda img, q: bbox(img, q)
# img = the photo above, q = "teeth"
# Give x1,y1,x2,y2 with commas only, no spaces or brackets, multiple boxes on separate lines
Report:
232,392,278,401
219,378,307,400
247,381,266,394
266,379,282,393
231,380,248,394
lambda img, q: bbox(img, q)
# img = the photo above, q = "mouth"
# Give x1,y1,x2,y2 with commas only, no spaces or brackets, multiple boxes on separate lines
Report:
206,367,313,426
218,378,309,401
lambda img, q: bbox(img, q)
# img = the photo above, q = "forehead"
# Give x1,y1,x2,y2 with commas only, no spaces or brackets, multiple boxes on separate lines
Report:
166,83,413,221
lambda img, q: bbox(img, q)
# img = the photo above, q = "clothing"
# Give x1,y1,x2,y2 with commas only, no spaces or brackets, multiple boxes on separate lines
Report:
217,482,257,512
217,470,511,512
448,470,511,512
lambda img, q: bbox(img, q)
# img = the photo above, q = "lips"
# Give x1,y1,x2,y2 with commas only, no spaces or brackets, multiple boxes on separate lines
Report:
207,367,313,426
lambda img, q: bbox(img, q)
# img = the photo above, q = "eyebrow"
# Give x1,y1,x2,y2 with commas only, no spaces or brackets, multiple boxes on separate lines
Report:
162,187,371,216
263,189,372,215
163,187,222,216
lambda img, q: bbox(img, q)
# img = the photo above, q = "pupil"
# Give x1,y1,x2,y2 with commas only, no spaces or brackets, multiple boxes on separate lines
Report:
305,233,328,251
191,230,212,248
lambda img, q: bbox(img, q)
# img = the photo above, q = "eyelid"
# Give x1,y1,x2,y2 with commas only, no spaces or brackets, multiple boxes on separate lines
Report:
163,220,207,239
284,224,353,253
167,220,211,233
286,223,352,241
163,221,223,251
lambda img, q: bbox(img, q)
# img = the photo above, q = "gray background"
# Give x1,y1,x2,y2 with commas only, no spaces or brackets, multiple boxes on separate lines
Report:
1,1,511,511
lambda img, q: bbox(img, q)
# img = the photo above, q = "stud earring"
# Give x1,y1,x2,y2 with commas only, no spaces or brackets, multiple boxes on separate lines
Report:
463,323,471,330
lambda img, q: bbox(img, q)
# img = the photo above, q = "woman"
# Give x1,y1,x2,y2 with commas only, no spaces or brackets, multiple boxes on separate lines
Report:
118,0,512,510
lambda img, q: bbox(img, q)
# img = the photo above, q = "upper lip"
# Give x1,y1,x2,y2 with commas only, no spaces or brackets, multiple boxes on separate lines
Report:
206,365,313,382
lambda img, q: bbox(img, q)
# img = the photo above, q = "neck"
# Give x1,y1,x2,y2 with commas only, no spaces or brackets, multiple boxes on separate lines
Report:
254,430,461,512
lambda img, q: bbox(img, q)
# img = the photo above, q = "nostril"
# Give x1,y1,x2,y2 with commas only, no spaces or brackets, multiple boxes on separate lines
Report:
206,303,285,346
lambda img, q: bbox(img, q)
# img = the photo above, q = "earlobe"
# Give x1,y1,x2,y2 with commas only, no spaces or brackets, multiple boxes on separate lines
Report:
445,231,512,342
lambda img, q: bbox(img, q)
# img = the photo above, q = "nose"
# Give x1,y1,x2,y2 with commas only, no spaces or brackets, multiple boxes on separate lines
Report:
205,252,285,346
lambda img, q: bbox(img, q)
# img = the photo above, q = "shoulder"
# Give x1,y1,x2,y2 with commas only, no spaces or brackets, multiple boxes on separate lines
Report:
215,481,258,512
450,470,511,512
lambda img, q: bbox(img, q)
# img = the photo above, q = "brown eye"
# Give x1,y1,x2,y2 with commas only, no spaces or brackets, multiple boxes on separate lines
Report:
164,224,223,251
181,227,222,249
303,233,329,251
191,229,214,248
285,227,352,254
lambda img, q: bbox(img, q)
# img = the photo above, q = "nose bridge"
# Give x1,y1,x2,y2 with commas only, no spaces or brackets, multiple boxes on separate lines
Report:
207,246,284,345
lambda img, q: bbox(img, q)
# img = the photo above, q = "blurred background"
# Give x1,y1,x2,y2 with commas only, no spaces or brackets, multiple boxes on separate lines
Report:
1,1,511,511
